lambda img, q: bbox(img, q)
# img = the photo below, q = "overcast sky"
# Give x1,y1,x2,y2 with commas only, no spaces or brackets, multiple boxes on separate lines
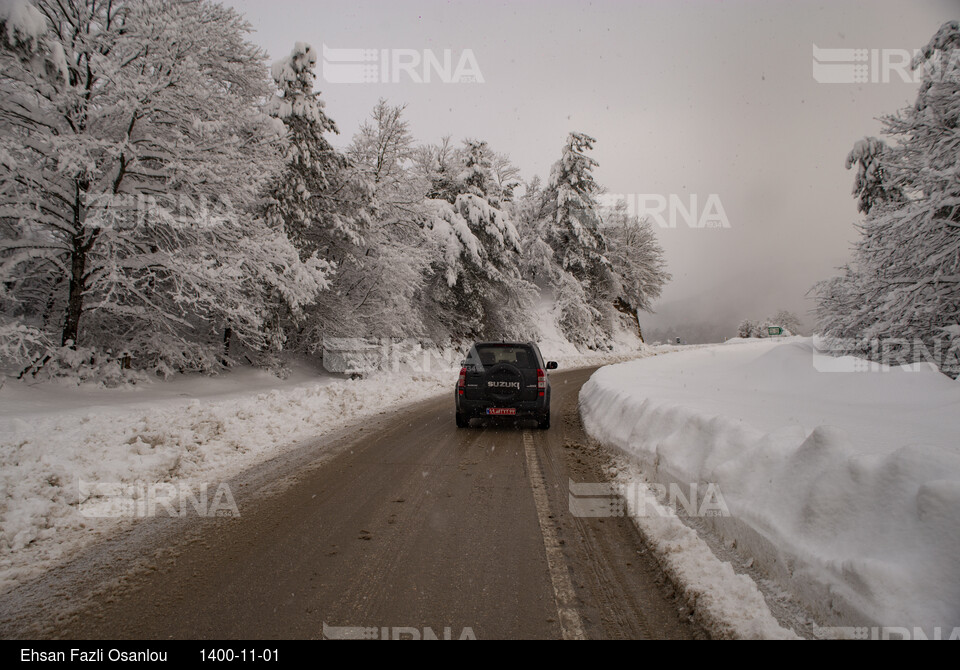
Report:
225,0,958,341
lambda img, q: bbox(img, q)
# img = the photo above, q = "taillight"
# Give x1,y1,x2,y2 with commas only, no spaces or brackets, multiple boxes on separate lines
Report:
458,367,466,396
537,368,546,397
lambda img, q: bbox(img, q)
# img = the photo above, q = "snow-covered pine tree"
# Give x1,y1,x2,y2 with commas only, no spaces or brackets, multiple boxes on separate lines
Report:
814,20,960,377
264,42,368,259
422,192,533,341
545,132,617,346
547,132,609,280
845,136,904,215
460,139,503,205
0,0,330,375
261,42,371,352
814,139,908,346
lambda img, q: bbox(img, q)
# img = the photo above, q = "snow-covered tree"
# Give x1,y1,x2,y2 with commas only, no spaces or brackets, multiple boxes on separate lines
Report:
0,0,330,374
422,136,462,204
737,319,757,339
547,132,609,279
845,137,903,215
512,176,560,284
264,42,367,258
602,199,671,332
342,99,431,338
459,140,493,199
259,42,375,352
349,99,422,215
814,266,868,340
814,21,960,377
491,151,521,205
509,145,672,349
422,192,535,340
735,311,800,339
541,132,620,345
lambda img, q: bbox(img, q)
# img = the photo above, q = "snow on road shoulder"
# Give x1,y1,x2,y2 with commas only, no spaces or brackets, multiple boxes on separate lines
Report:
579,338,960,635
610,459,799,639
0,367,450,589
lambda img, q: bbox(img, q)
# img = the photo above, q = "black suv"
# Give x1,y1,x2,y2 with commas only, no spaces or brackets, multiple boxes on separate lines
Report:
455,342,558,429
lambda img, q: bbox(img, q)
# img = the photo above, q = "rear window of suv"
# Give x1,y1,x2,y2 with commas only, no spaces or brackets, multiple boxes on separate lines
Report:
470,345,538,369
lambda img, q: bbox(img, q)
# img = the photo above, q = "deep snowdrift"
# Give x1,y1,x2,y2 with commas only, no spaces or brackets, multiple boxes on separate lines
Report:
579,338,960,633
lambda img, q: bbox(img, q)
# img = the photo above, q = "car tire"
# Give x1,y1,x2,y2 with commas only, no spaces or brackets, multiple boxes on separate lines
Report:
537,411,550,430
456,412,469,428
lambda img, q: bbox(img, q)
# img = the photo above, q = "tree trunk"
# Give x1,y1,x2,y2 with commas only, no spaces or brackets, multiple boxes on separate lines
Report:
61,235,87,347
62,179,91,347
221,324,233,366
614,297,644,342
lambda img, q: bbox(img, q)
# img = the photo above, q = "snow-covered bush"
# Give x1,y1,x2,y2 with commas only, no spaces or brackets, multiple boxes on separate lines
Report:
737,311,800,338
16,343,147,387
0,320,49,369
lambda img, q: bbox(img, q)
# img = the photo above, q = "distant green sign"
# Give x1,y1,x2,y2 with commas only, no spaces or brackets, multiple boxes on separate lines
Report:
768,326,783,336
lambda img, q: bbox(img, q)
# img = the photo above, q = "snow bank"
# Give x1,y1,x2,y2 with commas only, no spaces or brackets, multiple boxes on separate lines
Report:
580,338,960,633
0,366,450,588
609,459,799,639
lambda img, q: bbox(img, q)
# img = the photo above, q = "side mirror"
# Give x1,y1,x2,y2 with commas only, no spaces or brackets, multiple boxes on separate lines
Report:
546,361,558,370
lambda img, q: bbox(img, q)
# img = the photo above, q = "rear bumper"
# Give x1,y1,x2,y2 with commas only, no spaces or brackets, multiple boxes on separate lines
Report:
455,394,549,417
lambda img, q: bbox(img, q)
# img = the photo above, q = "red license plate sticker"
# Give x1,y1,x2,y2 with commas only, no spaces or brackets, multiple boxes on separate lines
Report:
486,408,517,416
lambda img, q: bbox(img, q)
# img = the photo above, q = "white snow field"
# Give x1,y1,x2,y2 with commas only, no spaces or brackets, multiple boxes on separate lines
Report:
0,339,648,590
0,361,451,588
580,337,960,636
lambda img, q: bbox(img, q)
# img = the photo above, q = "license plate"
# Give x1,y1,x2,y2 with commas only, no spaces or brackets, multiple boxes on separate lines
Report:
486,407,517,416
